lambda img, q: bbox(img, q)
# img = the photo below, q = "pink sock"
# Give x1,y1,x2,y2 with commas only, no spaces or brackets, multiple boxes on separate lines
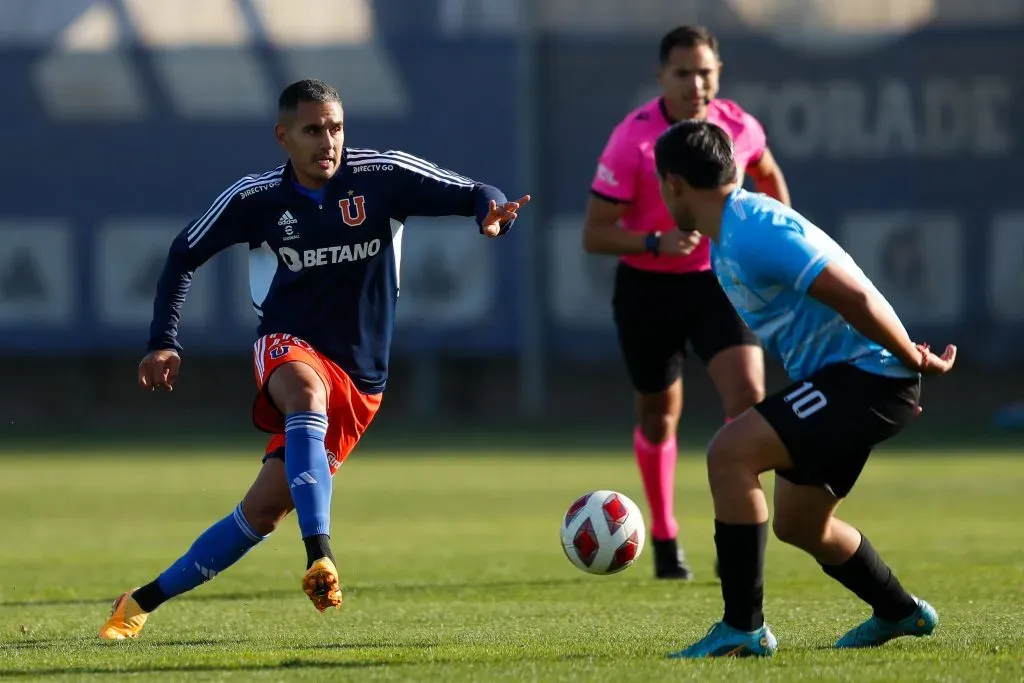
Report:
633,427,678,541
724,417,733,424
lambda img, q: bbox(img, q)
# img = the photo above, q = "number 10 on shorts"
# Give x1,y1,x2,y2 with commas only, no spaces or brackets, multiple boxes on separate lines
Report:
784,382,828,419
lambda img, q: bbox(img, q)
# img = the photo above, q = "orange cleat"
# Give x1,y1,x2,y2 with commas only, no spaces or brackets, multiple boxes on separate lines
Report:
98,590,149,640
302,557,342,612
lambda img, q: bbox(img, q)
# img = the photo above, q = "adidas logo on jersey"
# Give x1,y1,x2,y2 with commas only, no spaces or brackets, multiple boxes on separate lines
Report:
278,211,298,226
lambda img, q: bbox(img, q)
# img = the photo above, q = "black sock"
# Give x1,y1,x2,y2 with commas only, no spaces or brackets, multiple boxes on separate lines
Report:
714,520,768,632
820,534,917,622
132,580,169,613
303,534,334,569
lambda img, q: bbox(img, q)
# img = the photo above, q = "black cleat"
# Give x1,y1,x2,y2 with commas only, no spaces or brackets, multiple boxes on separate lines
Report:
652,537,694,580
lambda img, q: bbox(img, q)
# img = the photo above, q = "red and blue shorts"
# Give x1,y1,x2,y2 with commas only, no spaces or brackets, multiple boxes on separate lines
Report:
252,333,382,476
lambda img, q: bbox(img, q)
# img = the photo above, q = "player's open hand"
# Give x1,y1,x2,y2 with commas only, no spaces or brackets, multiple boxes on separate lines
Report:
660,228,703,257
482,195,531,237
917,342,957,376
138,349,181,392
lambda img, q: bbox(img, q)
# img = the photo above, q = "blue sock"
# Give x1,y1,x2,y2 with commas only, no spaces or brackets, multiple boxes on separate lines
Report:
142,504,267,608
285,411,332,539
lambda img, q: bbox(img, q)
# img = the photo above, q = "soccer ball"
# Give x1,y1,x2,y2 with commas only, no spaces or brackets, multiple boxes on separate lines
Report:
560,490,646,575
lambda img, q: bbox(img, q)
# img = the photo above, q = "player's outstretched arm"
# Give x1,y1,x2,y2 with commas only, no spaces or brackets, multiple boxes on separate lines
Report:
386,150,527,236
480,194,530,237
806,263,956,375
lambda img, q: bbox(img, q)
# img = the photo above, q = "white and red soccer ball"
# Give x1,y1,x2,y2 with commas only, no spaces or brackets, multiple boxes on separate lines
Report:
560,490,646,575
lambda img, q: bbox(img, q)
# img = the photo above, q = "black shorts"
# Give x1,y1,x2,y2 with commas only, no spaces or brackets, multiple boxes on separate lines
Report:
755,363,921,499
612,263,759,394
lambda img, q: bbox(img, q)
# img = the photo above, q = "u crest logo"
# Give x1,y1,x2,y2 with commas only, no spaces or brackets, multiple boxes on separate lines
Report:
339,195,367,227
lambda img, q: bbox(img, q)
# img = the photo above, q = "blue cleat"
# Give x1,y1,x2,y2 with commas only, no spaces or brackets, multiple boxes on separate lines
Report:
668,620,778,659
834,597,938,649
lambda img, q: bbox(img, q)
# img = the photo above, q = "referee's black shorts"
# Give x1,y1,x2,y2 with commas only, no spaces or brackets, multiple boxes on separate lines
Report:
612,262,760,395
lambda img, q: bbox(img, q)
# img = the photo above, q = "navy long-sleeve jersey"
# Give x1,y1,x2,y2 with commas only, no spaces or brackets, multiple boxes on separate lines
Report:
148,147,512,394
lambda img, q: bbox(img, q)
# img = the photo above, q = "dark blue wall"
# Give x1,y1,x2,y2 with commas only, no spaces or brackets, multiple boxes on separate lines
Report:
0,25,1020,365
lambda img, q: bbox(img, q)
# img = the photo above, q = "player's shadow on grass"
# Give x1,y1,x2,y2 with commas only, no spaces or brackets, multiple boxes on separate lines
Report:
3,638,65,651
0,661,402,677
0,591,294,608
1,578,584,609
140,638,248,647
350,577,584,594
280,640,439,651
0,598,113,608
3,636,251,651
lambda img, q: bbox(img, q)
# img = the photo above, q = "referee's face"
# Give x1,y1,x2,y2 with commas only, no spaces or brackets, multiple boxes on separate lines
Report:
276,100,345,189
658,43,721,120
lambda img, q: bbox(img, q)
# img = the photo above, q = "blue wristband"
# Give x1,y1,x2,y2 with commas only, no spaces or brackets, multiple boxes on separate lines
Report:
644,232,661,256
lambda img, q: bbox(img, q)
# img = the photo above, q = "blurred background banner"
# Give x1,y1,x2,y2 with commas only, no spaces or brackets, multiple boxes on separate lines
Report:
0,0,1021,428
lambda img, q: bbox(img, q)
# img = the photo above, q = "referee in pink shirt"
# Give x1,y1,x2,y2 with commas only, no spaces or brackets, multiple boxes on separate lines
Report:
582,26,792,580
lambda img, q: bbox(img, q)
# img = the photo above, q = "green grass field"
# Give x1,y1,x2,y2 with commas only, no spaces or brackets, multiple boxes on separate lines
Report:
2,441,1023,681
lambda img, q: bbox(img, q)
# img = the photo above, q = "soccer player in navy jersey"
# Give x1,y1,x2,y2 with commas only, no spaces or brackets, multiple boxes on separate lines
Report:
100,79,530,639
650,120,955,657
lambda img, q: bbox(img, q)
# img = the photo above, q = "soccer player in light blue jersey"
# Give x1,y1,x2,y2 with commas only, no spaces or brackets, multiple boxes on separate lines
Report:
651,119,957,658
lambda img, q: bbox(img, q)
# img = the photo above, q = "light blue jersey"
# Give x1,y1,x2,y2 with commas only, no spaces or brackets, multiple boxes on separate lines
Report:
711,189,917,382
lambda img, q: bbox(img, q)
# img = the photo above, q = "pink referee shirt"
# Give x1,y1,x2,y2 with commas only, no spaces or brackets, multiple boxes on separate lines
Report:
590,97,767,273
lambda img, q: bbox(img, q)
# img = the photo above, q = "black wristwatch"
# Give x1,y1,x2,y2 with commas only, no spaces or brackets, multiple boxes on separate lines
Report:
644,231,662,256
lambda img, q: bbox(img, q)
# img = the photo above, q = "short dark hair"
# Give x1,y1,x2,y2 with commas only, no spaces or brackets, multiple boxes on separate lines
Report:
277,79,341,115
654,120,736,189
659,25,719,65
